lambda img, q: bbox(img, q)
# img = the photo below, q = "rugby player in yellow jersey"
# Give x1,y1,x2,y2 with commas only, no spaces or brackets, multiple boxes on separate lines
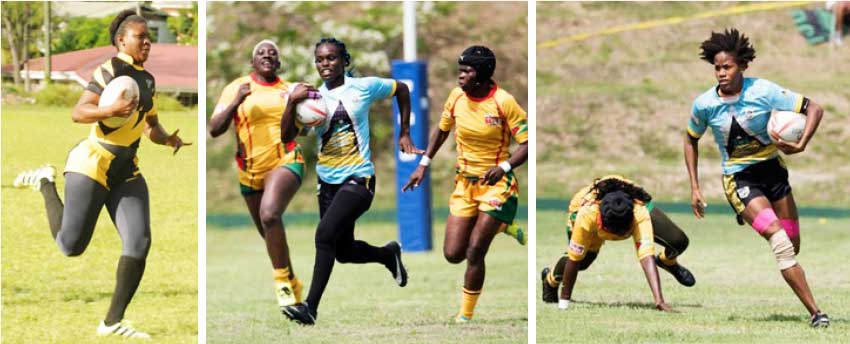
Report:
404,46,528,322
13,10,189,338
209,39,313,315
539,176,695,312
685,29,828,327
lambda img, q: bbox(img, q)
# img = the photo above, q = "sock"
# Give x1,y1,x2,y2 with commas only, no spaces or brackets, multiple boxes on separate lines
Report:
291,277,303,304
105,256,146,325
546,269,559,288
658,251,678,267
39,179,63,239
273,267,291,284
551,255,568,283
460,288,481,319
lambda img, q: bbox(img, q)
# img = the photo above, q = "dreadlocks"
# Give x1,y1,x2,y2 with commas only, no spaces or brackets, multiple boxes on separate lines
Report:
699,28,756,67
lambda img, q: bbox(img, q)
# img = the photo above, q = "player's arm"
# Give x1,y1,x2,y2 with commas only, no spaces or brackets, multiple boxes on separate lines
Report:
209,83,250,138
484,95,529,185
145,114,191,155
394,82,423,155
72,89,136,123
281,83,312,143
775,98,824,155
639,255,674,312
402,127,450,191
684,134,706,219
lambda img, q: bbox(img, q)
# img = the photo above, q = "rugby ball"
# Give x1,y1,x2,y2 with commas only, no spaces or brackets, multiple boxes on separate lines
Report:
288,84,328,127
767,110,806,143
98,76,139,128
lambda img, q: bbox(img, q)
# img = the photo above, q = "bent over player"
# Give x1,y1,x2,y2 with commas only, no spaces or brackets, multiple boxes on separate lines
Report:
684,28,828,327
540,176,694,312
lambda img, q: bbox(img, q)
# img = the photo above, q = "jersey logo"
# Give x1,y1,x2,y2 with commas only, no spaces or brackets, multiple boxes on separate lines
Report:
487,198,503,211
737,186,751,199
569,241,585,255
484,113,502,127
145,78,153,90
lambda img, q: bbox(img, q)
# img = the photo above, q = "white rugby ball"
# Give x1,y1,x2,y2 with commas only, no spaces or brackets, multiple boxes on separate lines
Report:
767,110,806,143
288,84,328,127
98,75,139,128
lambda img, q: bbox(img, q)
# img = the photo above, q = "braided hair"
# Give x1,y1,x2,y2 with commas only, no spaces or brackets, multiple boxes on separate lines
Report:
315,37,353,76
592,178,652,235
108,9,147,48
699,28,756,68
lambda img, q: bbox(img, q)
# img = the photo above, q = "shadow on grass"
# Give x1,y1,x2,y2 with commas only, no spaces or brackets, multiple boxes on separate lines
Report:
575,300,703,310
730,313,847,324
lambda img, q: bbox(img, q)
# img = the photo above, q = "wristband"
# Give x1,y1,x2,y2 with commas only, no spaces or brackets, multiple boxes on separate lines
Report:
498,161,512,173
558,299,570,310
419,156,431,167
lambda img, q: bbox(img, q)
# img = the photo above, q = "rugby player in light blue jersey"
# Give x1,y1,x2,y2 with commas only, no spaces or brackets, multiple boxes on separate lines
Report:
684,28,828,328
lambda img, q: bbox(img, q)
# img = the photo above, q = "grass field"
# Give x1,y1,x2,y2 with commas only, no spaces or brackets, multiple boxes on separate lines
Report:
1,105,198,343
535,209,850,343
207,218,528,343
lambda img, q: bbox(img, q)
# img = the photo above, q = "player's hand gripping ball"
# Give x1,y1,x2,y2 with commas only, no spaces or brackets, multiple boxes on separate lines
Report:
98,76,140,128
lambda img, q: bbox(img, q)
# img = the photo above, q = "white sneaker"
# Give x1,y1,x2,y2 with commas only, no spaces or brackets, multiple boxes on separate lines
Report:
275,281,297,308
13,165,55,190
97,320,151,339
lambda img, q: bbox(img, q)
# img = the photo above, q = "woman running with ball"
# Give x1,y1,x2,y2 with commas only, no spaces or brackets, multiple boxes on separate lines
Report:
279,37,419,325
404,46,528,322
13,10,189,338
209,39,313,315
684,28,828,327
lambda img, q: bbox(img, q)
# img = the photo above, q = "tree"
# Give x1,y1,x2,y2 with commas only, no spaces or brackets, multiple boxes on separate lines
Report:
2,2,43,87
166,2,198,45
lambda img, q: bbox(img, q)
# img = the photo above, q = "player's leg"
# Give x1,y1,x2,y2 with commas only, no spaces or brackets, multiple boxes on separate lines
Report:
771,193,800,254
444,216,476,264
649,206,695,287
54,172,111,256
100,176,151,338
740,196,824,321
295,177,380,322
455,213,502,322
260,166,303,307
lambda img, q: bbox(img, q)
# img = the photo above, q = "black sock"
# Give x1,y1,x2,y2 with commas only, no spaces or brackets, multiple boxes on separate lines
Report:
552,255,568,283
39,179,64,240
105,256,146,325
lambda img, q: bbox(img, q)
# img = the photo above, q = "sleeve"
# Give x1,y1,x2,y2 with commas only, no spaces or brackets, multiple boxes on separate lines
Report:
438,90,459,132
365,77,397,100
765,80,805,113
501,95,529,144
567,208,595,262
85,61,114,95
213,81,239,117
631,205,655,260
687,101,707,139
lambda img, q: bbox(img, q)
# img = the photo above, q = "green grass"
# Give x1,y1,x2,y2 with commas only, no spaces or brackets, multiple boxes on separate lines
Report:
536,209,850,343
1,105,198,343
207,219,528,343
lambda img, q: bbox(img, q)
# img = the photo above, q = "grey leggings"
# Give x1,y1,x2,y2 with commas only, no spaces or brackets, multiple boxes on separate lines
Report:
56,172,151,259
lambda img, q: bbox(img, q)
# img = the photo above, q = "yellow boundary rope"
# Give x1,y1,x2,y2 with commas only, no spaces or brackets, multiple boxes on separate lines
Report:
538,1,811,49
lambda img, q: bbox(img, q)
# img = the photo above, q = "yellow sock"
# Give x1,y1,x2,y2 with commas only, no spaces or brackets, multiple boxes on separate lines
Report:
291,277,303,304
546,270,559,288
273,267,291,284
659,252,677,267
460,288,481,319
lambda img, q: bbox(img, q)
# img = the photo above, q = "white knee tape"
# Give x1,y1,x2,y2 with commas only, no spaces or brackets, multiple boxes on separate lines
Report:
769,230,797,270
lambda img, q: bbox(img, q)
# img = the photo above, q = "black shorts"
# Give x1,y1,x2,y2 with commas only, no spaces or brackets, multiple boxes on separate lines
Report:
317,175,376,218
722,158,792,224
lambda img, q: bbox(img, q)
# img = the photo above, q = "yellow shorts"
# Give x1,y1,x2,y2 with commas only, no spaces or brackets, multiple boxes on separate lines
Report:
449,171,519,224
238,145,305,195
64,138,139,190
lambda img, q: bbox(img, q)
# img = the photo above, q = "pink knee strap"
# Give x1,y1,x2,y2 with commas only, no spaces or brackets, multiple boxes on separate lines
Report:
780,219,800,239
752,208,778,234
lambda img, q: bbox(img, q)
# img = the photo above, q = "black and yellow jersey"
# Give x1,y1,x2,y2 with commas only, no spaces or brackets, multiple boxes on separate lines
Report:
65,52,157,189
